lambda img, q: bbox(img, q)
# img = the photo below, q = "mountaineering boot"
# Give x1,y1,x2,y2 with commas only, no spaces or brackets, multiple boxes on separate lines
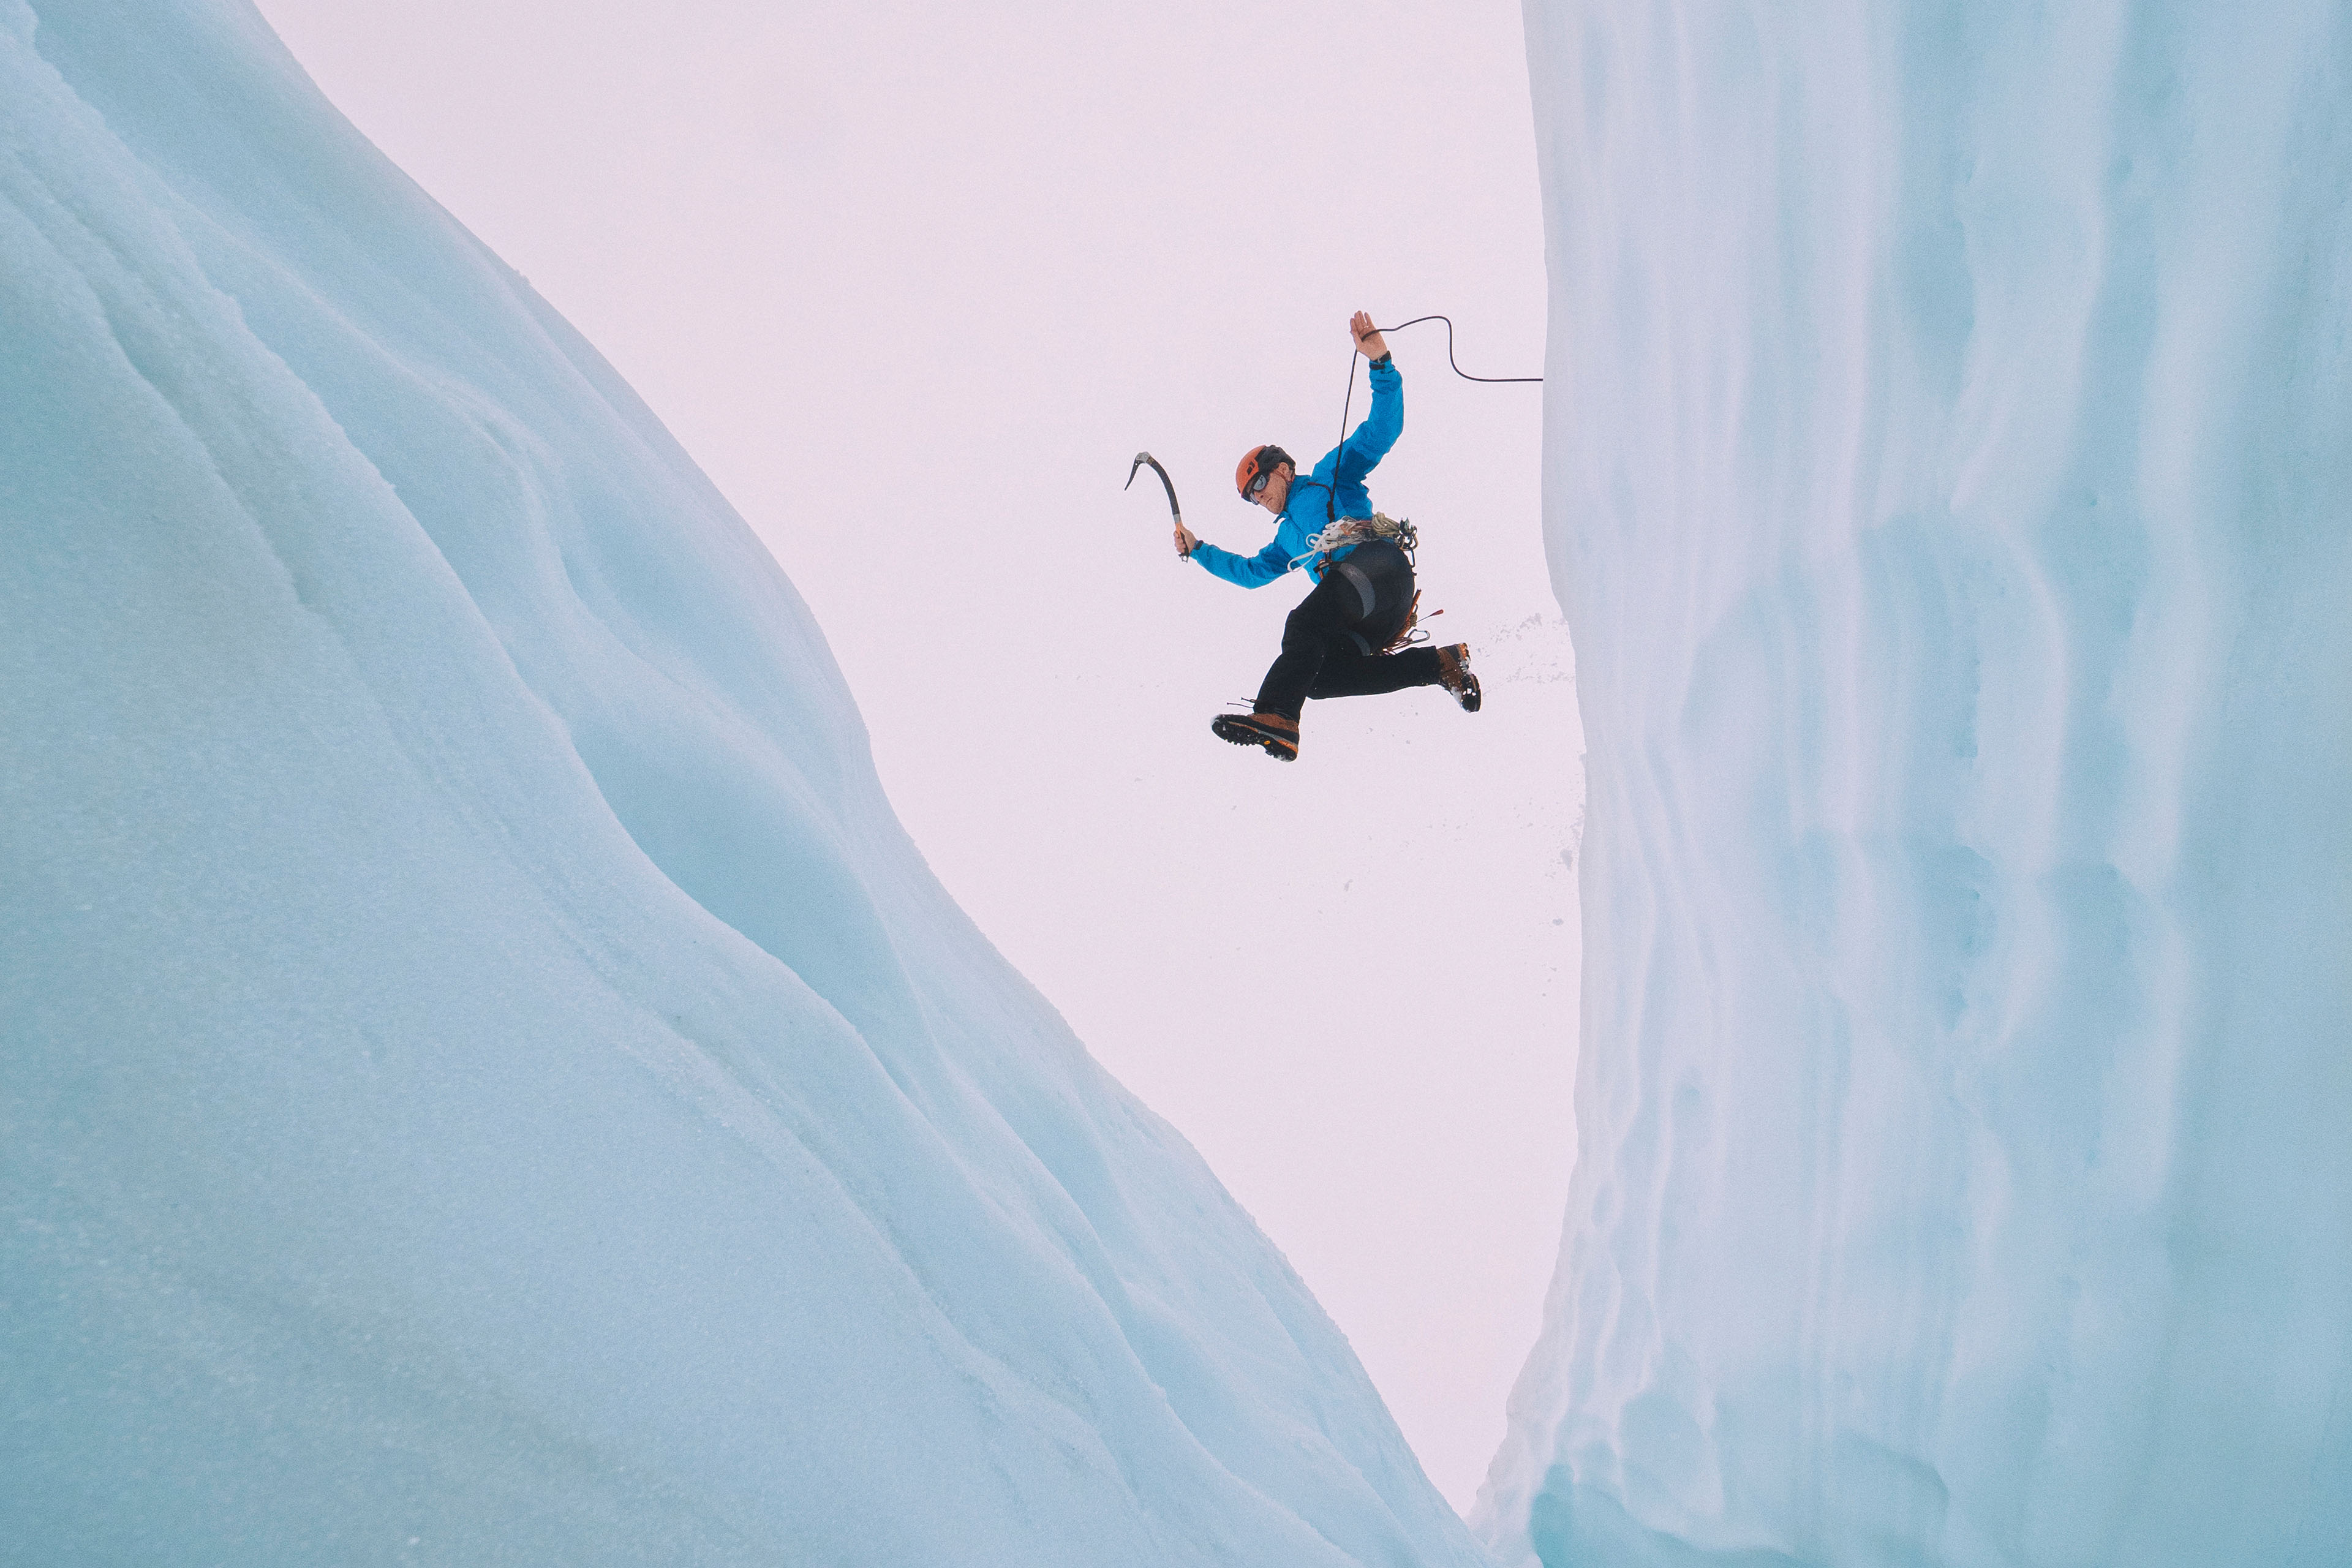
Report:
1435,644,1482,712
1211,710,1300,761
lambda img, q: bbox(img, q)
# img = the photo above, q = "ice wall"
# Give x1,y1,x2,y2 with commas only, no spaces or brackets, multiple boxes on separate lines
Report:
1485,3,2352,1565
0,2,1491,1562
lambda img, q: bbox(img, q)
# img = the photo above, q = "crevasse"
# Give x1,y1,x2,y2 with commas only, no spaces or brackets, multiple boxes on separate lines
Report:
1480,3,2352,1565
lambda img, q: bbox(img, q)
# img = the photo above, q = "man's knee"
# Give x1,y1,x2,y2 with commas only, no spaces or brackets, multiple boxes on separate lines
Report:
1281,609,1330,650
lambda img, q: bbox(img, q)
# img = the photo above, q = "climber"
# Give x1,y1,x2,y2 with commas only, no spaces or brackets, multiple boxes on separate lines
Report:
1174,311,1480,761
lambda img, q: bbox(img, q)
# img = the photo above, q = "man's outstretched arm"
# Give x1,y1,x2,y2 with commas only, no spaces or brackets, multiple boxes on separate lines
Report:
1337,310,1404,480
1341,358,1404,469
1191,535,1294,588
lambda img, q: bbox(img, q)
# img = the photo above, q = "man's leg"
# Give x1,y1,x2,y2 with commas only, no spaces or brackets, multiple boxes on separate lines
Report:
1253,575,1357,721
1308,644,1444,700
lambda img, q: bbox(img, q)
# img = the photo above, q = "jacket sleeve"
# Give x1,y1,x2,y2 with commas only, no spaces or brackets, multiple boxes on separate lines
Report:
1325,358,1403,517
1192,534,1296,588
1346,358,1404,467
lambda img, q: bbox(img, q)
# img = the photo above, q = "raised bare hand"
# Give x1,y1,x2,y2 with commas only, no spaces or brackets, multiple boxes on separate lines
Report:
1350,310,1388,361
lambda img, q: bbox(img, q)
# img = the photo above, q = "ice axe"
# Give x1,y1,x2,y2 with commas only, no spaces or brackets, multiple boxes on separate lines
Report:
1125,451,1185,550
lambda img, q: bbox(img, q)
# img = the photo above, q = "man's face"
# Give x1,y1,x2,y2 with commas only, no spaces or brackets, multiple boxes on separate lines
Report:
1254,464,1292,514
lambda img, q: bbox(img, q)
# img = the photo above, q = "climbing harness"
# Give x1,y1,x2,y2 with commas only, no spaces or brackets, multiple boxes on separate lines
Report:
1297,516,1437,654
1308,510,1411,564
1294,511,1419,570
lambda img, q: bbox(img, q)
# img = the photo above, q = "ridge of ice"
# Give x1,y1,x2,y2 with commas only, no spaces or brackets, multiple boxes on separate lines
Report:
0,3,1488,1562
1481,4,2352,1565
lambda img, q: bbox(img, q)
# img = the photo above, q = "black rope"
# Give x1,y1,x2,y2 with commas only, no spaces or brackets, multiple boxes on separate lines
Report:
1338,314,1541,468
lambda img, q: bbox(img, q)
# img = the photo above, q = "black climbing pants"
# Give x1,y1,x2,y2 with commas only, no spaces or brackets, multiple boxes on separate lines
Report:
1254,540,1445,722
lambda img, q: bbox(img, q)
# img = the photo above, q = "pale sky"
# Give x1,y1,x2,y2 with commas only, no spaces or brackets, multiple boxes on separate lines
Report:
250,0,1583,1512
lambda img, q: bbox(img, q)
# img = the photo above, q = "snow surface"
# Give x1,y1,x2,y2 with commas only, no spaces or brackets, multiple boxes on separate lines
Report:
0,2,1493,1562
1482,3,2352,1566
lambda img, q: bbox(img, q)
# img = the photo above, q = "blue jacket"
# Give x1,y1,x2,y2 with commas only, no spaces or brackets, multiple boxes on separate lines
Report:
1193,357,1403,587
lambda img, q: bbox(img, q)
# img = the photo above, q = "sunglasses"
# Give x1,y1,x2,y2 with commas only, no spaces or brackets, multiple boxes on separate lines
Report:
1242,469,1273,502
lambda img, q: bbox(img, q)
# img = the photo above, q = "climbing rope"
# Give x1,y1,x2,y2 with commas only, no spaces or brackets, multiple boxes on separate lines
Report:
1336,313,1541,464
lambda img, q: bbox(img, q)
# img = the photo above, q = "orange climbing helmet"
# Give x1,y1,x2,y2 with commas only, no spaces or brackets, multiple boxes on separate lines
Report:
1234,444,1295,502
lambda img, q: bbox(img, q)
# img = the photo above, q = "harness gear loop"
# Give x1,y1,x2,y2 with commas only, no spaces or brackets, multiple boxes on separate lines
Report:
1382,591,1439,653
1290,512,1419,575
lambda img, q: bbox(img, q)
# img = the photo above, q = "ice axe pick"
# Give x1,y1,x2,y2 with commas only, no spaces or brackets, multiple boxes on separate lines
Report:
1125,451,1183,541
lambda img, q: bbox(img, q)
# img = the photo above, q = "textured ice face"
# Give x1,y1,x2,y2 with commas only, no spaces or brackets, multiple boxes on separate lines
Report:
0,3,1490,1562
1482,3,2352,1566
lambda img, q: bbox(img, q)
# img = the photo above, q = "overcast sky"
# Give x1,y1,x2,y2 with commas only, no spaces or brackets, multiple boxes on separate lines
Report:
250,0,1583,1512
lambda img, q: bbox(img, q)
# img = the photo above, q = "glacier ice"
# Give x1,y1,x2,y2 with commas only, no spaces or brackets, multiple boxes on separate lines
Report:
1482,3,2352,1566
0,2,1491,1562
